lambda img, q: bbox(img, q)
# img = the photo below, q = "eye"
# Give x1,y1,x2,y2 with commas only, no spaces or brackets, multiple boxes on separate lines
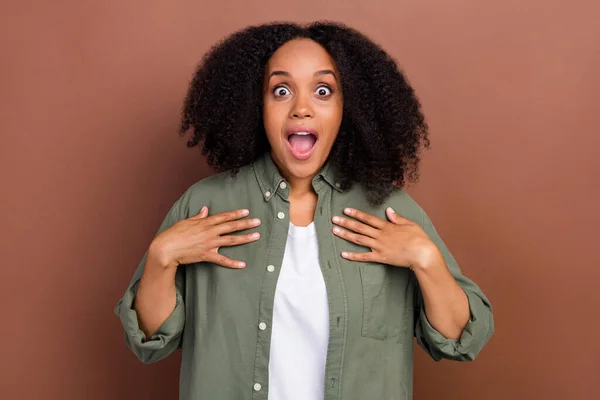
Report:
274,86,290,97
315,85,332,96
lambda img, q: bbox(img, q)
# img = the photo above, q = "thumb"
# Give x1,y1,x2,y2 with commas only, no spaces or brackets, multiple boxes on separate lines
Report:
197,206,208,218
386,207,405,224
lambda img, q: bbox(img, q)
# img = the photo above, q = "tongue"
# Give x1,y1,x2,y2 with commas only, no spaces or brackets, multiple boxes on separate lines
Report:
288,134,316,153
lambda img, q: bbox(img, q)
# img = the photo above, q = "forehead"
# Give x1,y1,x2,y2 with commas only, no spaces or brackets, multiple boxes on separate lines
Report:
266,39,336,73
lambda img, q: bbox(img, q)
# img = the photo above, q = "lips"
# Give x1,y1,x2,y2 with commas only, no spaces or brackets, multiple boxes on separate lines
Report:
285,126,319,160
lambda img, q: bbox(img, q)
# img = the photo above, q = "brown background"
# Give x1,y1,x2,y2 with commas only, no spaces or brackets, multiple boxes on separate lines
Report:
1,0,599,399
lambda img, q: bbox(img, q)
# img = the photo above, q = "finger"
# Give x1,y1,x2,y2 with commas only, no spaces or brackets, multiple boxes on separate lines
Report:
200,206,208,218
213,232,261,248
343,208,386,229
340,250,378,263
332,215,379,238
191,205,209,219
206,208,251,226
213,217,261,236
386,207,411,225
332,226,379,250
204,252,247,269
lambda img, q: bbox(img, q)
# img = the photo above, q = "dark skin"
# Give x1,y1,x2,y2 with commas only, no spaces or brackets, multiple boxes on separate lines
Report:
136,38,469,341
262,38,343,226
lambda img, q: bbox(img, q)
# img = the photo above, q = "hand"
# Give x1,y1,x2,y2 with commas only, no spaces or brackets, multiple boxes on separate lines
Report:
331,207,440,270
150,206,261,269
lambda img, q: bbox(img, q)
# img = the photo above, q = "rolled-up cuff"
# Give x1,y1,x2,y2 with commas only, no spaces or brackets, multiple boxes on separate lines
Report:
416,290,493,362
114,280,184,363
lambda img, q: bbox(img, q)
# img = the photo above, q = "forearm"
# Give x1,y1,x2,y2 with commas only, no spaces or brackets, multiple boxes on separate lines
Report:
413,247,470,340
134,245,178,339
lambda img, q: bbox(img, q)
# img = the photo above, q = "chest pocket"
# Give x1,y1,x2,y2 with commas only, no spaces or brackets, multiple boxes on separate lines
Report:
359,263,414,340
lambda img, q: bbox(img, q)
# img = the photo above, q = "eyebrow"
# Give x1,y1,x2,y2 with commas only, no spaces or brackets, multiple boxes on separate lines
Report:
269,69,338,80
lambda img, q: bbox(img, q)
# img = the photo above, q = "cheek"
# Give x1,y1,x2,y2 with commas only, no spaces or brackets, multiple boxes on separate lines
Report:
262,103,286,141
322,101,343,129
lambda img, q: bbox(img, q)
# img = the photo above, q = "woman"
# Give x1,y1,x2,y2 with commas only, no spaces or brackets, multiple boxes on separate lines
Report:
115,21,494,400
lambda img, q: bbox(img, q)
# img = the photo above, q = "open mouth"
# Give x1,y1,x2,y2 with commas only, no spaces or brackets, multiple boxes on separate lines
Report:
285,128,319,160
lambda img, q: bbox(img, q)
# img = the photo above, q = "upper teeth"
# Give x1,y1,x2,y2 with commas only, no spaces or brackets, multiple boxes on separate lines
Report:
293,132,311,135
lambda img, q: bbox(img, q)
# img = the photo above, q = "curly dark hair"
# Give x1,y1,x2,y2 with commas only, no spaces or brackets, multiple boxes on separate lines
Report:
179,21,430,206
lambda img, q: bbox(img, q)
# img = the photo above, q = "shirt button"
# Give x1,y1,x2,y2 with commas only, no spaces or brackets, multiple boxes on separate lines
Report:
335,182,341,188
253,383,262,392
280,182,287,189
267,265,275,272
259,322,267,330
265,191,271,197
277,212,285,219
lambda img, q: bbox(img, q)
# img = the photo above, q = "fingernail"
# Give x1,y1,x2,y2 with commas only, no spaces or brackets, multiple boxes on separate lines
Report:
201,206,207,213
387,207,395,214
332,216,340,223
238,262,246,268
341,252,349,258
242,209,250,215
251,232,260,239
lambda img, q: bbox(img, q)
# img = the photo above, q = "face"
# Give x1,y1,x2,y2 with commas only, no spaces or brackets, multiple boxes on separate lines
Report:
262,38,343,184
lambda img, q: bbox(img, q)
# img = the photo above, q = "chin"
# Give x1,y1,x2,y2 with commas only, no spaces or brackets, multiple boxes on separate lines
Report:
287,164,320,180
275,151,324,180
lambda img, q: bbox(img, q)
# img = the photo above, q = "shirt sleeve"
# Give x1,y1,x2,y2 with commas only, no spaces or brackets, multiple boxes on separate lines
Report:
413,210,495,362
114,197,186,364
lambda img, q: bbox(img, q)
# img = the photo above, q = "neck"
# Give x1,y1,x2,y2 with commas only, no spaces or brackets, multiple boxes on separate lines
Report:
269,151,320,198
287,175,316,199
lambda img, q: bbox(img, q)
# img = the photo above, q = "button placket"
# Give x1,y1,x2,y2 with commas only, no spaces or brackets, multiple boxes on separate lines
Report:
315,188,347,399
252,191,289,398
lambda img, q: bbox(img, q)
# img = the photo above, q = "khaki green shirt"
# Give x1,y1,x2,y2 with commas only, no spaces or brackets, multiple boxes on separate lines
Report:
115,152,494,400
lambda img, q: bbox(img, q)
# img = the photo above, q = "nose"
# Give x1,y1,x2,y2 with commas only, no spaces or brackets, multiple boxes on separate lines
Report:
290,94,314,119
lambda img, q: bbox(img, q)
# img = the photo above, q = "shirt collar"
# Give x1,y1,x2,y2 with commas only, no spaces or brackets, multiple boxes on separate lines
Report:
252,152,343,202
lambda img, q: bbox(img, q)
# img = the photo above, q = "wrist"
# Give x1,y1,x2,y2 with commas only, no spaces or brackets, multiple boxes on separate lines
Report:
412,241,444,273
140,256,177,289
148,240,179,270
